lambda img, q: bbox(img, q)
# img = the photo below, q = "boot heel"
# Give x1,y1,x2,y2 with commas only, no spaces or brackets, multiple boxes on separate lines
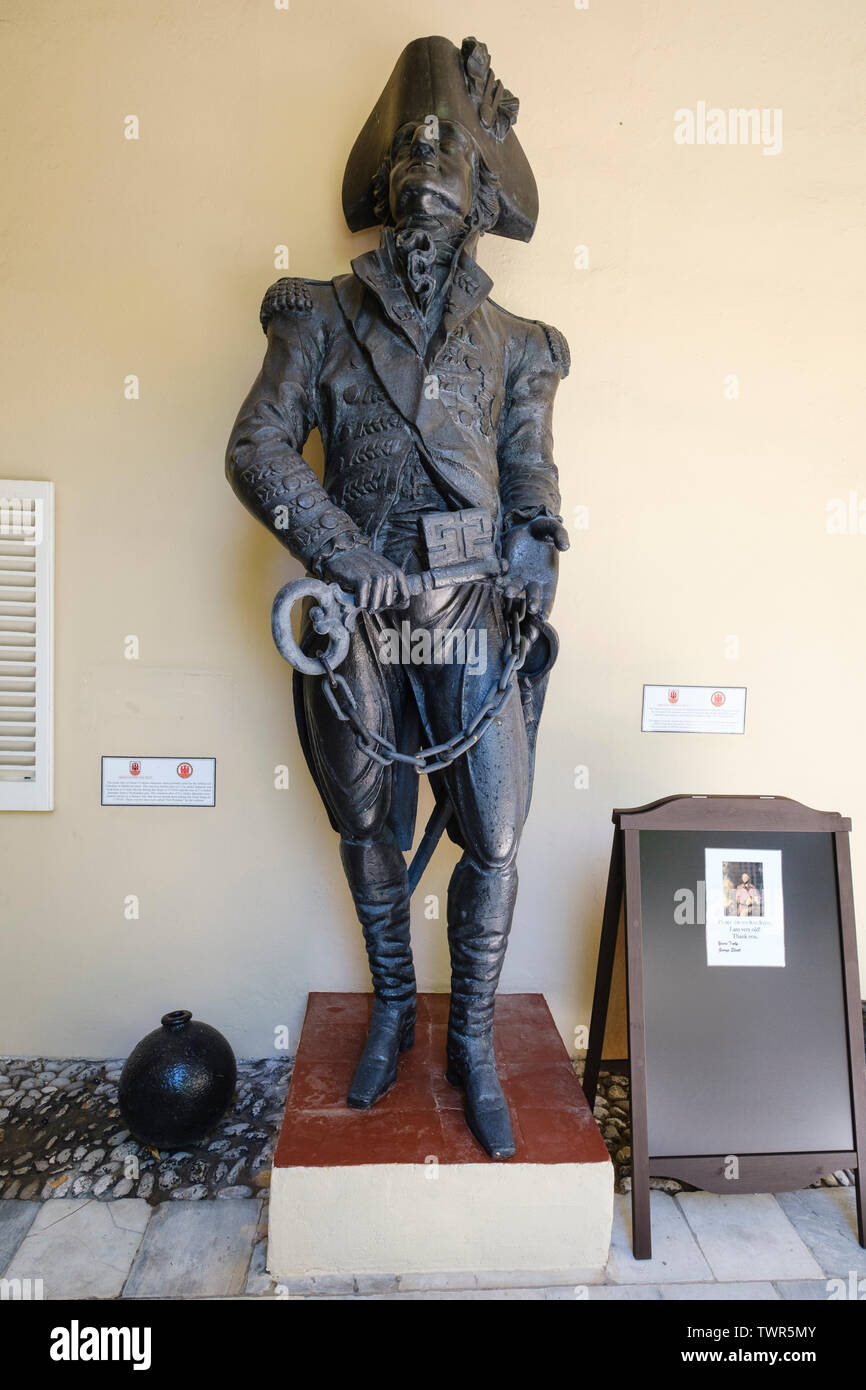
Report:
444,1065,462,1088
399,1020,415,1052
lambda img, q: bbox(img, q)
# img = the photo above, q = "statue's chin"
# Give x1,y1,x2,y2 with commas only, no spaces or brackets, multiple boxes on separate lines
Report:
393,184,466,227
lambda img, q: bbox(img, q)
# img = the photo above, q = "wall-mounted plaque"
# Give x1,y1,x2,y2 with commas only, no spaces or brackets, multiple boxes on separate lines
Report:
641,684,746,734
101,757,216,807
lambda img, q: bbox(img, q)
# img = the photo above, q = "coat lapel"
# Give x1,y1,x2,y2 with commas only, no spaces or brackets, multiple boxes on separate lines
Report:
332,243,496,512
439,255,494,341
333,268,427,427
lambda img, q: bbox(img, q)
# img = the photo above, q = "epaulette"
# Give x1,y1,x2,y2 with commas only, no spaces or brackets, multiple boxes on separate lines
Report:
536,321,571,378
260,277,314,333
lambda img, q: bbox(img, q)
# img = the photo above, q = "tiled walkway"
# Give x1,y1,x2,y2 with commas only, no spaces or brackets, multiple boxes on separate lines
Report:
1,1186,862,1300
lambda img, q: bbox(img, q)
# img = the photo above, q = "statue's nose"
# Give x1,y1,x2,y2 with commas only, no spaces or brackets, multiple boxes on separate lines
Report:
410,131,437,160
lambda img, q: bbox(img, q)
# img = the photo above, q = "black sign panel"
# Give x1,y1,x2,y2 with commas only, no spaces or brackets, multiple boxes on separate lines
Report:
641,829,852,1155
585,796,866,1259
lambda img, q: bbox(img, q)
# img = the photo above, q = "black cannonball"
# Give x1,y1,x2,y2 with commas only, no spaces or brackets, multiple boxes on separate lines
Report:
118,1010,237,1150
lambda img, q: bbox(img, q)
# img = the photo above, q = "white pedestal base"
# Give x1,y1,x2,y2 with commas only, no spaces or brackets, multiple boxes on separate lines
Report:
268,1158,613,1281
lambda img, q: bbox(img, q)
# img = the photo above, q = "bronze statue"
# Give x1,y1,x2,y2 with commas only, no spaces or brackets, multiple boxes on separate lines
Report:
227,36,569,1159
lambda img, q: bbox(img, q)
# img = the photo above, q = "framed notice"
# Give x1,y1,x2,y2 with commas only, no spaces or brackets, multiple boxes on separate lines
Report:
584,795,866,1260
641,685,746,734
101,757,216,807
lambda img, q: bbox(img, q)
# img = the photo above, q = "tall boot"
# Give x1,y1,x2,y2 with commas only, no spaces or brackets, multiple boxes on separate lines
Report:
340,835,416,1108
445,858,518,1160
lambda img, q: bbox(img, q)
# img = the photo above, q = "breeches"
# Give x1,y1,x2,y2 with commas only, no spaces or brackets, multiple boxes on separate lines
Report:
301,581,529,871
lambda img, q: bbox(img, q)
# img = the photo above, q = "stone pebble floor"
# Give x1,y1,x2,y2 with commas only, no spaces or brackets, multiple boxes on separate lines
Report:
0,1053,856,1201
0,1057,292,1203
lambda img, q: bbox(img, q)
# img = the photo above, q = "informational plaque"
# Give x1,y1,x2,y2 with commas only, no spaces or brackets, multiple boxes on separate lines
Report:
641,684,746,734
101,757,216,807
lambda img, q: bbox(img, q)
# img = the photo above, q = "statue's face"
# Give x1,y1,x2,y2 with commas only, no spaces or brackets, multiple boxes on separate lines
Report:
388,118,477,225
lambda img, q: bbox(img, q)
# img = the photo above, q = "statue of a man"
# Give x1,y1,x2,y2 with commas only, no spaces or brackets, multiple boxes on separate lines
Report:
227,36,569,1159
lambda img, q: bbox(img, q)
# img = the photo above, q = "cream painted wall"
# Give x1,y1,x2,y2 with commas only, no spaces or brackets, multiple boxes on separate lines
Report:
2,0,864,1057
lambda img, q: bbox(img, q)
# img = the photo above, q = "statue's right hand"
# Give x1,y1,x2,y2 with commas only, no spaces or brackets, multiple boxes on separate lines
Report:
322,547,410,612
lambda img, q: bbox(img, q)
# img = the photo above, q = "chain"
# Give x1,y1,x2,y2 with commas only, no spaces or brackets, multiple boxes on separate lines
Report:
319,596,529,774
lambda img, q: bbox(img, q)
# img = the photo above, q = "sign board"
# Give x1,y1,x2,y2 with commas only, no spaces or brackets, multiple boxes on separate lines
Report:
584,795,866,1259
641,685,746,734
101,757,216,807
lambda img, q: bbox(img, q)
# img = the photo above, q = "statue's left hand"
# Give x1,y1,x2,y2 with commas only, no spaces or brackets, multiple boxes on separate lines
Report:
499,516,570,620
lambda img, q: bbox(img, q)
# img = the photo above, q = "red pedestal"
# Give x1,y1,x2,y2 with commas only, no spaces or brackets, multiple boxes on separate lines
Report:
275,992,609,1168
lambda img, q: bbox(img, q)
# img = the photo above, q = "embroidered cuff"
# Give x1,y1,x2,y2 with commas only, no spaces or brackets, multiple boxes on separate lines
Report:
500,504,562,535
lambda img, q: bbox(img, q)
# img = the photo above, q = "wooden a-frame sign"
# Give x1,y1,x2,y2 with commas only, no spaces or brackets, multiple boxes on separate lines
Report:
584,795,866,1260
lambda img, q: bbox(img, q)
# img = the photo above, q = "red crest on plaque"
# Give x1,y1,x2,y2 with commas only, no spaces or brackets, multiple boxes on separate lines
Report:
177,762,193,779
129,760,141,775
668,689,679,704
711,691,726,707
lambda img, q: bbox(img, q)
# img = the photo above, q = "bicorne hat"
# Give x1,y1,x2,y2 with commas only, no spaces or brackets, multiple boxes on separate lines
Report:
342,35,539,242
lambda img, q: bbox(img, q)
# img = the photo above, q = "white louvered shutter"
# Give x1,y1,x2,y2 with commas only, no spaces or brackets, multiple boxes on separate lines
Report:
0,481,54,810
